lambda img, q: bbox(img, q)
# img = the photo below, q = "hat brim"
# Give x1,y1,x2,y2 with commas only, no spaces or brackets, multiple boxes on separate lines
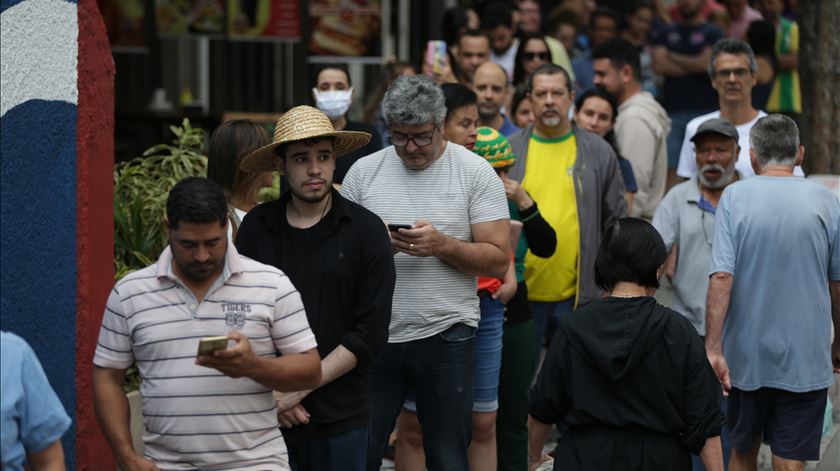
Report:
240,130,371,174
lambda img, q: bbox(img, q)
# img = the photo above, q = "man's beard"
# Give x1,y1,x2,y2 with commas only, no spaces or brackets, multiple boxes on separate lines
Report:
541,115,562,127
698,162,736,189
478,104,500,120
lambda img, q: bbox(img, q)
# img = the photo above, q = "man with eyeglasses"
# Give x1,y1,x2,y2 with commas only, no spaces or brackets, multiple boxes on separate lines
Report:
652,117,740,471
473,62,520,137
341,74,510,471
507,63,626,354
676,38,803,179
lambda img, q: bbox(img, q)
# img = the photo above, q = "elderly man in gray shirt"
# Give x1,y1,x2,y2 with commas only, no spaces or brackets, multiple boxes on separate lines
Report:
652,118,741,337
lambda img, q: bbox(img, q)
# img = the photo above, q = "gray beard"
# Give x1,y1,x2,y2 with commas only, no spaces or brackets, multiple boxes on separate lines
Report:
698,163,736,189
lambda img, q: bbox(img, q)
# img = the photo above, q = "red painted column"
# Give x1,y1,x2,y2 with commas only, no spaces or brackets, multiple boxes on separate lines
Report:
76,0,116,468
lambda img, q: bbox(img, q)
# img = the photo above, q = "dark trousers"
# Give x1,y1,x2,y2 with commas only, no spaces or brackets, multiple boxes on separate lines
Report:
366,323,476,471
496,319,538,471
287,426,368,471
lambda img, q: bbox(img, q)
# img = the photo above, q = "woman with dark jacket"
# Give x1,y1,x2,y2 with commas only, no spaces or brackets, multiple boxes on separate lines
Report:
528,218,724,471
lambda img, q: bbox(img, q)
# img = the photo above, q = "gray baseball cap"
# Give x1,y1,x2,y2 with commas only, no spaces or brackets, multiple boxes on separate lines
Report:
690,118,739,142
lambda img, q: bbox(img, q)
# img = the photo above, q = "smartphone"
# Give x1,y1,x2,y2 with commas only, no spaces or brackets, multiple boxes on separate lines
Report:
388,224,412,232
425,40,447,75
197,336,230,356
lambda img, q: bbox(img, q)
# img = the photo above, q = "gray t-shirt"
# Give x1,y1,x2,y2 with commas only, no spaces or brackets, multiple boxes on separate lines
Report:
341,142,509,342
652,176,715,335
711,176,840,392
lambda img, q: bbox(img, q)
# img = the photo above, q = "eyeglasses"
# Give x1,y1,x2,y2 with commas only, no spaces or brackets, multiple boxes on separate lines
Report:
714,68,750,79
391,128,436,147
523,52,550,61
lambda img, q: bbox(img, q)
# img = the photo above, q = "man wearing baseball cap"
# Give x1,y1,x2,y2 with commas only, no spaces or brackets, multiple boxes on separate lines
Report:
235,106,396,471
652,117,741,468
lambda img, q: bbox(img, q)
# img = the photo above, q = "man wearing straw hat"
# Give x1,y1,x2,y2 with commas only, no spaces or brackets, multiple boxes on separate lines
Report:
340,75,510,471
235,106,396,471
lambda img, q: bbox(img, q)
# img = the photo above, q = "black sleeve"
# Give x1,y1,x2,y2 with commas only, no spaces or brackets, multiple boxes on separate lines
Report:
679,322,725,453
519,202,556,258
339,217,396,368
234,211,259,259
529,329,568,425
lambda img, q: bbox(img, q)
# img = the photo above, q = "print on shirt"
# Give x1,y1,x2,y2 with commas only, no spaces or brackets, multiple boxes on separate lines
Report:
222,302,251,329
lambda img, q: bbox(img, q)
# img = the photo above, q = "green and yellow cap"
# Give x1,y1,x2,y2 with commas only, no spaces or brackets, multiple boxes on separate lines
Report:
473,127,516,169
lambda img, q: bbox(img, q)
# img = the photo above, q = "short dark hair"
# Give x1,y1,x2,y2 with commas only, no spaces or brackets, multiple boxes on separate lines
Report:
594,218,667,292
441,83,477,122
166,177,228,230
273,137,336,160
626,0,654,17
480,2,513,30
442,6,471,46
590,6,620,29
315,64,352,87
592,38,642,82
526,63,573,93
456,28,489,48
709,38,757,78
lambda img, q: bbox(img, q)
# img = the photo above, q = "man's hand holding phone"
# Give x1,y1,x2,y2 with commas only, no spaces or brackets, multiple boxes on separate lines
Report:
196,331,256,379
390,219,445,257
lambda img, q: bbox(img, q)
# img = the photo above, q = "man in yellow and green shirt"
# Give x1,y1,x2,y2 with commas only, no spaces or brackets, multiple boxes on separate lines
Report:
507,63,626,350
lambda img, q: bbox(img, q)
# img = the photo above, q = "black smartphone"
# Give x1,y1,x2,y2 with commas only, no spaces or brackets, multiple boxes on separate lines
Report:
388,224,412,232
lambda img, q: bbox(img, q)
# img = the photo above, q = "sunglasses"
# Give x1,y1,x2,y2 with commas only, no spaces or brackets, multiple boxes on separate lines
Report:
523,52,550,61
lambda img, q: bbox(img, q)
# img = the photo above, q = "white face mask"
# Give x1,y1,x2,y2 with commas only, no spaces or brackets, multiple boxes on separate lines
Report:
313,88,353,119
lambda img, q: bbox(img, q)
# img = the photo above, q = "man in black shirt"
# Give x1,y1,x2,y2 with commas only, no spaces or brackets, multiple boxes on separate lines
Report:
236,106,396,471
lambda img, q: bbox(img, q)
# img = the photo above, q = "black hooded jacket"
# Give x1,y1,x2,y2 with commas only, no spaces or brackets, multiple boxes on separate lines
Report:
530,296,724,470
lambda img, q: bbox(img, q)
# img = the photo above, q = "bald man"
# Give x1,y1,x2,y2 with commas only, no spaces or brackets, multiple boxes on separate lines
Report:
472,62,521,137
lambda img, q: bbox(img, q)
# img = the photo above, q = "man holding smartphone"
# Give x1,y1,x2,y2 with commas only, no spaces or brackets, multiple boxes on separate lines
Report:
341,75,510,471
235,106,396,471
93,178,321,471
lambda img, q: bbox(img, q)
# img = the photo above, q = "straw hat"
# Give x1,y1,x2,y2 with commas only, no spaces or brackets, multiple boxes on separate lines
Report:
240,105,371,174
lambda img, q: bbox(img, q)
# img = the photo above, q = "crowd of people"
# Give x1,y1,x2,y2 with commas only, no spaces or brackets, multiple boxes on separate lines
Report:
2,1,838,471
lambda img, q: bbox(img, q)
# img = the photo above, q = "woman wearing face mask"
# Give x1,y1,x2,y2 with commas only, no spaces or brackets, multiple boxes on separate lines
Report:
574,89,637,214
512,33,553,88
312,64,383,185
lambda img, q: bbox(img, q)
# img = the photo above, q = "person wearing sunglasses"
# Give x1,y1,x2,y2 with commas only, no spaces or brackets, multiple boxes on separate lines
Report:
512,32,555,89
341,75,510,471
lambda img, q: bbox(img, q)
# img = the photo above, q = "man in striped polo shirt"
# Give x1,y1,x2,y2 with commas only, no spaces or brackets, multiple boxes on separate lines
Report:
93,177,321,471
341,74,510,471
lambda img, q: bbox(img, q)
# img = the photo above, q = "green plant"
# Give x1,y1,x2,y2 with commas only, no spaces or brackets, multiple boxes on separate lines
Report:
114,119,207,391
114,119,208,278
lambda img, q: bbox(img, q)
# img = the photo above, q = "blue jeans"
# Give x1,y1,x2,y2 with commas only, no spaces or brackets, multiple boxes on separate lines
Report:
530,298,575,358
474,296,505,412
287,426,368,471
367,323,477,471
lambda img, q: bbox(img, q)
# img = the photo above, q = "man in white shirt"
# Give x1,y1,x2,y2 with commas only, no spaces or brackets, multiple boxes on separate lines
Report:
676,38,803,178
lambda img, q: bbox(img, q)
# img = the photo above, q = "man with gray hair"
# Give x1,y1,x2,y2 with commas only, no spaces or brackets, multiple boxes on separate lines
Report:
705,114,840,470
676,38,803,178
341,75,510,471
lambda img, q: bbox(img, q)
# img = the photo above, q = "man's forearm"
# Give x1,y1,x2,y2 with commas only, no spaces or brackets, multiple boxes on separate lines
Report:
316,345,357,389
527,415,552,463
699,436,724,471
93,367,139,465
670,50,712,74
436,236,508,278
705,273,733,354
250,348,322,391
